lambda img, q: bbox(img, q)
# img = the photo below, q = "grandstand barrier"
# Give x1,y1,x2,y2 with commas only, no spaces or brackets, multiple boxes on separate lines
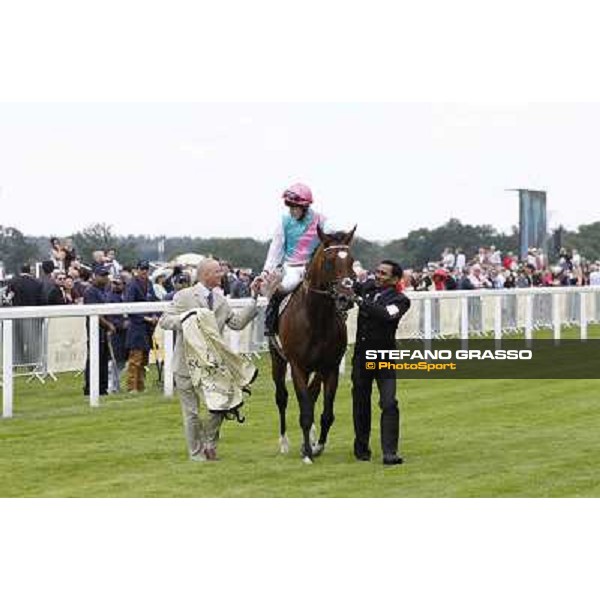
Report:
1,286,600,418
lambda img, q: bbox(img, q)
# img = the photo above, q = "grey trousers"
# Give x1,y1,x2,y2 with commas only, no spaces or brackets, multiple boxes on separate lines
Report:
175,373,225,457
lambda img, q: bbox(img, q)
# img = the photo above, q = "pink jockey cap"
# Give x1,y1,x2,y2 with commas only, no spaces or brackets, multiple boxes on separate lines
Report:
282,182,313,207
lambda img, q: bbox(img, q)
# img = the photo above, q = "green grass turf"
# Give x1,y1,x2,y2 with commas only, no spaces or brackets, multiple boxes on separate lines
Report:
1,325,599,497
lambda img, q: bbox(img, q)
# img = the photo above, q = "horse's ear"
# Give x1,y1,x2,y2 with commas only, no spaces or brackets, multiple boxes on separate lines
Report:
317,223,326,242
344,225,357,244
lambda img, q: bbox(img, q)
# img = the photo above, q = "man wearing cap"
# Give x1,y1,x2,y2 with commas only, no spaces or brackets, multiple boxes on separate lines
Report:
105,276,128,393
164,272,191,301
124,260,159,393
83,266,116,396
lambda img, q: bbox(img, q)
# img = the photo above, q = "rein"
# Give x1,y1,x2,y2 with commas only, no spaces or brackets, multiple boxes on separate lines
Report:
303,243,354,304
303,281,334,296
322,244,350,253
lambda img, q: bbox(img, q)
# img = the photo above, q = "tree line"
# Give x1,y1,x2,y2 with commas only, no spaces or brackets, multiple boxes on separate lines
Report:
2,219,599,276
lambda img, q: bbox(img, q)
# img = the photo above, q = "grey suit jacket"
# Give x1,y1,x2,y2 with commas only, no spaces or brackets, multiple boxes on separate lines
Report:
158,283,259,376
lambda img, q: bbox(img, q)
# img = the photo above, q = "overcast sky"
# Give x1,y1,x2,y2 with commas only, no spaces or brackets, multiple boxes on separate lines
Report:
1,103,600,242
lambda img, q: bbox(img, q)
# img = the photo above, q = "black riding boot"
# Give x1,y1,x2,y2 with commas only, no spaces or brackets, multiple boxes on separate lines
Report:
264,292,285,337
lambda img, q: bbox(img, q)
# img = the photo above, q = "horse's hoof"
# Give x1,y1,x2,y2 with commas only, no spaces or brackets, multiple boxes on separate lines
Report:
312,443,325,457
309,424,317,446
279,435,290,454
301,446,314,462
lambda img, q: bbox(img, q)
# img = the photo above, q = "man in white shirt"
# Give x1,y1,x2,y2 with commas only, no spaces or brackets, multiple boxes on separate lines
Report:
106,248,122,278
490,246,502,266
468,264,492,289
491,269,505,288
441,248,455,270
589,264,600,286
455,248,466,271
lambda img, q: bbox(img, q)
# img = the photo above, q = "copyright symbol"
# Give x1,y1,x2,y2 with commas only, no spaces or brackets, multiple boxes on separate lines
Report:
366,362,376,370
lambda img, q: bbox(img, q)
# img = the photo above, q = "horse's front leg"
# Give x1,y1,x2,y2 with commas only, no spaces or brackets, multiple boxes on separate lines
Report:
313,368,339,456
290,363,314,463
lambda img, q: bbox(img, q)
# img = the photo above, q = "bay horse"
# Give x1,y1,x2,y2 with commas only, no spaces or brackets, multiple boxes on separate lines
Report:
269,225,357,463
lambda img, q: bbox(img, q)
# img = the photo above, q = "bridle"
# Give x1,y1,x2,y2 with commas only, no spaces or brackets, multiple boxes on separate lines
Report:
323,244,350,254
304,243,355,301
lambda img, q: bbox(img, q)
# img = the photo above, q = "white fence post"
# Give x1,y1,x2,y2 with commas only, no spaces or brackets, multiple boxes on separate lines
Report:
460,296,469,349
580,292,587,340
525,294,533,342
89,315,100,407
494,294,502,349
552,294,561,341
424,297,432,351
2,320,14,418
229,331,241,353
163,329,174,397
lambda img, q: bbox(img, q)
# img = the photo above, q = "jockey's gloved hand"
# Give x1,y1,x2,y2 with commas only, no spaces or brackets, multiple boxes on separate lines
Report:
252,271,272,296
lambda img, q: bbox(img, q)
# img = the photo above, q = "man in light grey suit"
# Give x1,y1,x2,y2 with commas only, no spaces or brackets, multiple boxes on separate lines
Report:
159,258,260,462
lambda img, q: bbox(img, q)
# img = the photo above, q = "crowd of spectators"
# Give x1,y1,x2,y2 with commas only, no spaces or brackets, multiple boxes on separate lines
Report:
0,238,260,394
353,246,600,293
0,235,259,308
3,236,600,309
2,242,123,307
5,236,600,310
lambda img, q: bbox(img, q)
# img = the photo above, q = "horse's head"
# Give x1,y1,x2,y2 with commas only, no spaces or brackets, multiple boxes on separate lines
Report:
306,225,357,311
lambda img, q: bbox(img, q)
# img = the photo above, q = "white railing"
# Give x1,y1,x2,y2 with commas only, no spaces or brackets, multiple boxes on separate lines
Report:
0,298,270,418
1,286,599,418
395,286,600,341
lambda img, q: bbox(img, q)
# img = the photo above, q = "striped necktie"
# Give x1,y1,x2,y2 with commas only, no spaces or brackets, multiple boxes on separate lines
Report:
207,290,214,309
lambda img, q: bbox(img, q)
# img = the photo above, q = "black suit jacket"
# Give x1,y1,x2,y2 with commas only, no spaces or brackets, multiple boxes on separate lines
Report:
8,275,42,306
354,280,411,349
40,276,65,305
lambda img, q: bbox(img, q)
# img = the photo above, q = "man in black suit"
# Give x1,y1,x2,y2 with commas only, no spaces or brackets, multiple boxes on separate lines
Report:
83,266,115,396
347,260,411,466
7,264,42,306
6,264,44,365
39,260,65,305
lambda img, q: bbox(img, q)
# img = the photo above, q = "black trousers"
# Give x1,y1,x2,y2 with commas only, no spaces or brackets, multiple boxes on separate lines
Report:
351,353,400,457
84,337,109,396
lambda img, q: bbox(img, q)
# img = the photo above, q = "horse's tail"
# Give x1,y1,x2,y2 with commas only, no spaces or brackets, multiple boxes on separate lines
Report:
307,372,322,402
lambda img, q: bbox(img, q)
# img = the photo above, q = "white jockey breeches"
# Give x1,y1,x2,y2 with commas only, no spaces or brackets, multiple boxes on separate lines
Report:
280,264,306,293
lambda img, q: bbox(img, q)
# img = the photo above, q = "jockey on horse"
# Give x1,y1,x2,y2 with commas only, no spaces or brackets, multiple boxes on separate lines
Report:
257,182,326,337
